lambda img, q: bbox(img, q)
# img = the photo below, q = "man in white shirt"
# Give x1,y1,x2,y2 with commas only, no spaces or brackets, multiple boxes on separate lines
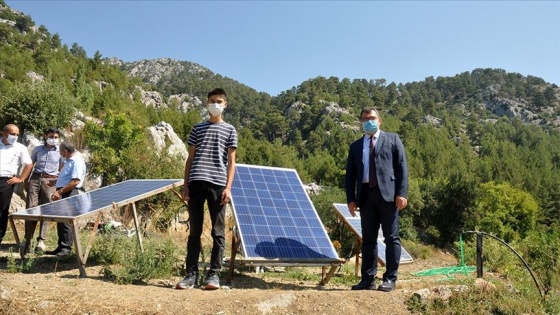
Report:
0,124,33,244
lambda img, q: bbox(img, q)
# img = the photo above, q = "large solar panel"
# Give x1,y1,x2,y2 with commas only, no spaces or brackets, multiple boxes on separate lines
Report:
333,203,413,264
10,179,183,278
11,179,183,220
230,165,340,264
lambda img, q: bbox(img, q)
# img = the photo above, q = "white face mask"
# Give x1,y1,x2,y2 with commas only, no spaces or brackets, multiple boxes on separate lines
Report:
6,134,18,145
46,138,59,146
208,103,225,117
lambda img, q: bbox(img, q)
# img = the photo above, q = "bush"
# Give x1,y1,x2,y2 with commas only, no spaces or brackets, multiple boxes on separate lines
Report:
90,232,181,284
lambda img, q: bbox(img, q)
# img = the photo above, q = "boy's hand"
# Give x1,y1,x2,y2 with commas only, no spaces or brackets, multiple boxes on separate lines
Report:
181,186,190,201
221,188,232,205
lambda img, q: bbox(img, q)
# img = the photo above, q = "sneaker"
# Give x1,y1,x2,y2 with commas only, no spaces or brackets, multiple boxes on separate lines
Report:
202,273,220,290
175,273,198,290
35,240,46,254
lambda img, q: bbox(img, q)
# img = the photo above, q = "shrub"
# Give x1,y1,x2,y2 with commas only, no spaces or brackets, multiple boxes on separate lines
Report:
90,232,181,284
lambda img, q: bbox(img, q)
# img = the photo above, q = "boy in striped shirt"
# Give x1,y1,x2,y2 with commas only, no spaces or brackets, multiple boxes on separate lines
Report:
176,88,237,290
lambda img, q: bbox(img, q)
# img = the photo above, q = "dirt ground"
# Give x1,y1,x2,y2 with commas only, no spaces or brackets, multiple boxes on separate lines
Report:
0,246,460,315
0,220,461,315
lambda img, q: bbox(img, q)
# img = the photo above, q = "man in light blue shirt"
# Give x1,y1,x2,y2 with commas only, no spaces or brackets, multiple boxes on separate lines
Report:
46,141,86,257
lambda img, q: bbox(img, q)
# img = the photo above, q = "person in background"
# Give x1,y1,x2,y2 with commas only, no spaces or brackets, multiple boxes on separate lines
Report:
23,127,64,254
45,141,86,257
345,107,409,292
0,124,33,245
176,88,237,290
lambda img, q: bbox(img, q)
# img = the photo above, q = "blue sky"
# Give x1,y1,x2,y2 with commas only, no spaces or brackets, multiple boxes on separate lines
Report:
6,1,560,96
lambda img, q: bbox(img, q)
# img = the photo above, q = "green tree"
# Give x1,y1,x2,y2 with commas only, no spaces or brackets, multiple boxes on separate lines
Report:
0,81,76,133
84,113,145,185
475,182,539,242
70,42,87,58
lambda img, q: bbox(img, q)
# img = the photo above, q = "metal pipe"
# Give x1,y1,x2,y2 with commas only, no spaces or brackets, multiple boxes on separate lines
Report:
463,230,543,298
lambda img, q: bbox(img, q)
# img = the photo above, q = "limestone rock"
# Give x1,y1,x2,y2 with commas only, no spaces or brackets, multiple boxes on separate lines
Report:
147,121,188,161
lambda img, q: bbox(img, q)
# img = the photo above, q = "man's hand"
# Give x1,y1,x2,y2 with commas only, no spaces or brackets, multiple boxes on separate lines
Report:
51,190,61,201
221,188,232,205
7,176,23,185
348,201,358,217
396,196,408,211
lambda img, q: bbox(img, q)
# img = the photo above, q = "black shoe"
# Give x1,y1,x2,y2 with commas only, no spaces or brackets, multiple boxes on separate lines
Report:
56,248,71,257
377,280,396,292
45,247,62,255
351,279,375,290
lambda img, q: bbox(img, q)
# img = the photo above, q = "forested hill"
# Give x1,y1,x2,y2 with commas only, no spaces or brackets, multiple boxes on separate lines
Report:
1,2,559,252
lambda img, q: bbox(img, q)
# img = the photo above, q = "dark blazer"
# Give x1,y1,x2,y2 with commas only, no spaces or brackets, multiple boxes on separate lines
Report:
345,130,408,206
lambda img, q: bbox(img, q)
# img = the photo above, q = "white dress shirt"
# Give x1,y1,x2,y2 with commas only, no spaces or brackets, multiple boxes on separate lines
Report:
0,141,32,177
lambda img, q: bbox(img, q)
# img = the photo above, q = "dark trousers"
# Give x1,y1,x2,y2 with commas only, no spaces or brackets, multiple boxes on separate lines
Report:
359,184,401,282
185,181,226,275
56,188,79,249
0,178,15,240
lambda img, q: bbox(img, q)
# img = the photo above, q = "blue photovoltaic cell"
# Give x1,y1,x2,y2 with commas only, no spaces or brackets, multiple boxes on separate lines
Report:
11,180,183,219
332,203,413,264
230,165,340,263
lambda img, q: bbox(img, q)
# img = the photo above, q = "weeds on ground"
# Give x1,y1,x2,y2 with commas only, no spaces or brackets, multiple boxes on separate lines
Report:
402,239,434,260
408,235,560,314
89,232,180,284
6,248,35,273
406,281,550,314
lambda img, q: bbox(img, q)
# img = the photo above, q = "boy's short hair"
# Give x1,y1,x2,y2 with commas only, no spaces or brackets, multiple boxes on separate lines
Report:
208,88,227,100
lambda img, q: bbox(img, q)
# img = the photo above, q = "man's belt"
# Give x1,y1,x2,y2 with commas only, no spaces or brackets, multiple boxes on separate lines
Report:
33,172,58,179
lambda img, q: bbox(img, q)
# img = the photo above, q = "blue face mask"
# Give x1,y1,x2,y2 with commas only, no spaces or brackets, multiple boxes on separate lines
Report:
362,120,378,134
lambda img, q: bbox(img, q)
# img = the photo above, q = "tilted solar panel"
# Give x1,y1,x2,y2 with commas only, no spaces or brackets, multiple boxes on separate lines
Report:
332,203,413,264
11,179,183,220
230,165,340,264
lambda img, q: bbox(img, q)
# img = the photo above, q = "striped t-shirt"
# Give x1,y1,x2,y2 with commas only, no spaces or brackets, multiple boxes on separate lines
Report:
187,121,238,186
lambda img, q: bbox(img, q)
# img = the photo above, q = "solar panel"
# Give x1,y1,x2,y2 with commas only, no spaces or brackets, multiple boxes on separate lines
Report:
11,179,183,220
332,203,413,264
10,179,184,278
230,165,340,264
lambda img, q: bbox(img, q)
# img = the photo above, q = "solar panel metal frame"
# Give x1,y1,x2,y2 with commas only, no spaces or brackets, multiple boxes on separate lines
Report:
332,203,413,264
230,164,342,266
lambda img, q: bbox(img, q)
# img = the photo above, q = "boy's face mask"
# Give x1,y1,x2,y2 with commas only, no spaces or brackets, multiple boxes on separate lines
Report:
208,103,225,117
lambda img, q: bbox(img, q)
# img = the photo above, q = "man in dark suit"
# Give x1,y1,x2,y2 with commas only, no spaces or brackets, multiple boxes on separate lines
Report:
345,107,408,292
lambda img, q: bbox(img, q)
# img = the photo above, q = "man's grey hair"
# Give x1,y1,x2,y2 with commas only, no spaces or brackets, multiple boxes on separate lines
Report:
60,141,76,153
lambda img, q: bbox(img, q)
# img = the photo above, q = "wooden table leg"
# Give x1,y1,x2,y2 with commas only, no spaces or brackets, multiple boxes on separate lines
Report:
226,231,240,284
132,203,144,252
70,220,87,277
